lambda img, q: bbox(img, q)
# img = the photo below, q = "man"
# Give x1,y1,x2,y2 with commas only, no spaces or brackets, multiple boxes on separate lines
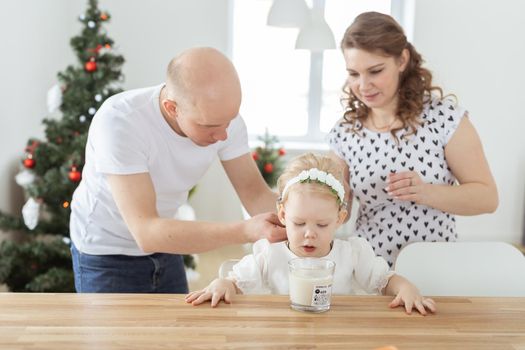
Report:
70,47,286,293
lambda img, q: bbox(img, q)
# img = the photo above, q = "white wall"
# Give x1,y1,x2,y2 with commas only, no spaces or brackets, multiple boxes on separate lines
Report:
1,0,524,245
0,1,77,214
412,0,525,243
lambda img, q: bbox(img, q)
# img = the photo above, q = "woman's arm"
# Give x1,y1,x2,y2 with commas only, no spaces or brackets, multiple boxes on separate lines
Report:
387,116,498,215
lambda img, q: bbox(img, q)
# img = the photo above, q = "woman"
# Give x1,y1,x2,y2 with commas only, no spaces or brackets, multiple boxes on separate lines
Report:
328,12,498,267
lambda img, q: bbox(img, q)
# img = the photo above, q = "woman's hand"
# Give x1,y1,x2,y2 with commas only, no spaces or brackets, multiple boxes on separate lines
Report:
386,171,429,204
185,278,238,307
385,274,436,315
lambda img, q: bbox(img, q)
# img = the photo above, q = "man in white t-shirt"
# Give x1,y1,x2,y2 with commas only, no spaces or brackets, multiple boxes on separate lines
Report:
69,47,286,293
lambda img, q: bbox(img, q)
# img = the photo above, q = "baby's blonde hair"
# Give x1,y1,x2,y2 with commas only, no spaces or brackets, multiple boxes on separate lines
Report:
277,153,345,206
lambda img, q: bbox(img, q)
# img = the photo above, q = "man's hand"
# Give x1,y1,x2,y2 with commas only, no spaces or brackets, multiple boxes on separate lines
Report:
243,212,286,243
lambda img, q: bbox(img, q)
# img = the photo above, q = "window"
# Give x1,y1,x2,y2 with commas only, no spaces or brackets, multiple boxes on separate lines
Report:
231,0,391,144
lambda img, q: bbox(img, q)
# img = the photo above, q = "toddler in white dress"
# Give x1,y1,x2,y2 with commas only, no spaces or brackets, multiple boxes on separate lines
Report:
186,153,436,315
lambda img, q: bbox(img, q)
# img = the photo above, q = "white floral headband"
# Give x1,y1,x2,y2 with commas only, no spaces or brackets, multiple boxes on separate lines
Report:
279,168,346,206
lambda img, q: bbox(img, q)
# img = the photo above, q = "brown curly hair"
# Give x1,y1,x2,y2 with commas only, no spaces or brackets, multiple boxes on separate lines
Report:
340,11,444,141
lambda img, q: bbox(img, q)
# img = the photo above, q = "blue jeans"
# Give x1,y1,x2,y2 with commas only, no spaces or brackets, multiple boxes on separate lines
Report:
70,243,188,293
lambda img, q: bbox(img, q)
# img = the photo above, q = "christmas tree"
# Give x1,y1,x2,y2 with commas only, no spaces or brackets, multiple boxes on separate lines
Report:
251,130,286,188
0,0,124,292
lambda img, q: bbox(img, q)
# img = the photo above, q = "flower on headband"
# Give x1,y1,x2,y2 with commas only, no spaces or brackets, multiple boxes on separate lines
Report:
298,170,309,182
281,167,345,205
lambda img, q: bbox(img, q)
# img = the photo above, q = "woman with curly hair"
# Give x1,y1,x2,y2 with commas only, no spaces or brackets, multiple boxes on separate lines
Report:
328,12,498,267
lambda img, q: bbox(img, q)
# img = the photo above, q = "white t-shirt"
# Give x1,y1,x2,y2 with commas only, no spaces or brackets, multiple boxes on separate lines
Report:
328,97,465,267
70,84,249,255
231,237,393,295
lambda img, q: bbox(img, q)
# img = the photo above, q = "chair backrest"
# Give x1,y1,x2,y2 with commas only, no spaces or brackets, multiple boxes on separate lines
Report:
395,242,525,297
218,259,240,279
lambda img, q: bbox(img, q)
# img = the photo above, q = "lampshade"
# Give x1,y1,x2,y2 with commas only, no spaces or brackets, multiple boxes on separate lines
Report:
295,8,336,52
267,0,310,28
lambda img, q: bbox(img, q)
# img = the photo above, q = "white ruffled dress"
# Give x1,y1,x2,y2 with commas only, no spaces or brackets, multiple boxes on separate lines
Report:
230,237,394,295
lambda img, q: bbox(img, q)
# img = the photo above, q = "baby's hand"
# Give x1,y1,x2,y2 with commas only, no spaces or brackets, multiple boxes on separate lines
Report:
185,278,237,307
388,283,436,315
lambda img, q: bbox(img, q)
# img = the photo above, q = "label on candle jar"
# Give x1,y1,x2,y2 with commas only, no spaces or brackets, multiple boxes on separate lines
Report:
311,283,332,306
289,273,334,307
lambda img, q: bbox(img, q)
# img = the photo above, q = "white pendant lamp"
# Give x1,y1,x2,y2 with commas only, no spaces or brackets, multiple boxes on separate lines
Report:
295,7,336,52
267,0,310,28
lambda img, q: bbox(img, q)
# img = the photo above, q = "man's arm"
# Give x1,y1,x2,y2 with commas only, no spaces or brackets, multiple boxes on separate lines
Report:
221,153,279,216
106,172,284,254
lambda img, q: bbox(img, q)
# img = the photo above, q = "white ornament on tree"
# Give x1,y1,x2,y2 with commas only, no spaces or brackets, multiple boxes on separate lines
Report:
15,169,36,188
22,197,40,230
47,84,63,114
98,47,111,56
175,203,196,221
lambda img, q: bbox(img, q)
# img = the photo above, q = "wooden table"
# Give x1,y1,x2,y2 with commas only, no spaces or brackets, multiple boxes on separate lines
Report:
0,293,524,349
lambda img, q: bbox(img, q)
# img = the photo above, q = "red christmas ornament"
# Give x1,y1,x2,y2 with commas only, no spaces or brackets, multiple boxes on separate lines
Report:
85,60,97,72
263,163,273,174
68,167,81,182
278,148,286,156
252,152,259,161
23,157,35,169
100,13,108,20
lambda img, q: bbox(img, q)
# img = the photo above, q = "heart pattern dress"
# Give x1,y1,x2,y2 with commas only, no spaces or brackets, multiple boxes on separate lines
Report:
328,97,465,267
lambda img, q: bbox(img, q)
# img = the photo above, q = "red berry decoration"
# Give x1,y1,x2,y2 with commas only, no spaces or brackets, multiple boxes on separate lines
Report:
252,152,259,161
278,148,286,156
23,157,35,169
85,60,97,72
68,167,81,182
25,140,40,153
263,163,273,174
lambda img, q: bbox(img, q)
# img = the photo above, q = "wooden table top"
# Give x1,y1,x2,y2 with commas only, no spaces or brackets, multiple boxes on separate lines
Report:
0,293,524,349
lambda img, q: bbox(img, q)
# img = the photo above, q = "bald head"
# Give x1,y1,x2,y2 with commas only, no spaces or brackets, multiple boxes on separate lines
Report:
165,47,241,113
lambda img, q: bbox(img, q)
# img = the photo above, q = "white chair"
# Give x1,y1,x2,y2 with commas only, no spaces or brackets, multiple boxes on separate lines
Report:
394,242,525,297
218,259,240,279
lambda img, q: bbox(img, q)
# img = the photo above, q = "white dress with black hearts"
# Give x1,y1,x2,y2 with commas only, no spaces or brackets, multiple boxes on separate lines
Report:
328,97,465,267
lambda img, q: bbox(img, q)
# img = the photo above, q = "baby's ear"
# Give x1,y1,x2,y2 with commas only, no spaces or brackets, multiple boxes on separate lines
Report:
277,203,286,225
338,208,348,224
